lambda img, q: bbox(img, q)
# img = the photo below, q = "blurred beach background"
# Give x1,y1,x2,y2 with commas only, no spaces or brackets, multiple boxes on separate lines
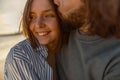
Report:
0,0,26,80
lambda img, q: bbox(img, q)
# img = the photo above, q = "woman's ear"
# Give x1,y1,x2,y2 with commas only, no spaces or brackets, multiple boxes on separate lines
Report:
54,0,60,6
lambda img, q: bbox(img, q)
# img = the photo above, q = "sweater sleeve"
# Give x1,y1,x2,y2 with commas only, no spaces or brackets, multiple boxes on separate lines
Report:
103,56,120,80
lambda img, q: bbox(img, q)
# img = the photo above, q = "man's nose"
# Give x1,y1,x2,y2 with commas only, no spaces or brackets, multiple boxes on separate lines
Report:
54,0,60,6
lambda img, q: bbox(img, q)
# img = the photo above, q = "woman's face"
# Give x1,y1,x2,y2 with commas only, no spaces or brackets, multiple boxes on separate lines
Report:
29,0,60,46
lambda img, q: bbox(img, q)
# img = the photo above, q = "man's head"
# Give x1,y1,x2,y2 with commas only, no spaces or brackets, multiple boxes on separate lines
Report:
54,0,120,38
54,0,87,28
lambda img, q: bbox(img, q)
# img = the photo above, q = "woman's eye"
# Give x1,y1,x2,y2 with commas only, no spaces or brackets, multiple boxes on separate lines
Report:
44,14,55,19
29,15,36,21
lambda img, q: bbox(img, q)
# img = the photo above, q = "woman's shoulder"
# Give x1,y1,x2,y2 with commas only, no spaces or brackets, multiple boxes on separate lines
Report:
5,39,32,63
10,39,31,52
5,39,48,64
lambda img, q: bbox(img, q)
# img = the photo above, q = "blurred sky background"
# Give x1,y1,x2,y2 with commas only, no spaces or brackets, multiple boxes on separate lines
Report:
0,0,26,80
0,0,26,35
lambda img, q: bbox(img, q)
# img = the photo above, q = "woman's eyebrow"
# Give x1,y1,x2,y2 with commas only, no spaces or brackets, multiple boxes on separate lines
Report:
30,8,53,13
43,8,53,13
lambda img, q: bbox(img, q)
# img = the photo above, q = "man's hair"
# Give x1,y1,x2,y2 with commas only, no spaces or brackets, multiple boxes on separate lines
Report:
86,0,120,38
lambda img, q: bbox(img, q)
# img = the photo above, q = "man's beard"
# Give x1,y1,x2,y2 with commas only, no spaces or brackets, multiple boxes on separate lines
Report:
59,6,87,32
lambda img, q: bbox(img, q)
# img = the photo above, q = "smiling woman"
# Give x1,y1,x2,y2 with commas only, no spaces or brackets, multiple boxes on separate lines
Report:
4,0,61,80
0,0,26,35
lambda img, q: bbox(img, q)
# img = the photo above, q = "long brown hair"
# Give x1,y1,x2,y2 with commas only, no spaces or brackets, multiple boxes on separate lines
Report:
86,0,120,38
21,0,38,48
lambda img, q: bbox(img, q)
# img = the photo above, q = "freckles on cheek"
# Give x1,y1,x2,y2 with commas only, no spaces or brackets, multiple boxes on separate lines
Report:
29,24,34,31
51,20,59,27
51,24,59,30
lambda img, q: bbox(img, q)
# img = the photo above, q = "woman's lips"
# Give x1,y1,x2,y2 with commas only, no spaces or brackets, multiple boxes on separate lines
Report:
37,31,50,36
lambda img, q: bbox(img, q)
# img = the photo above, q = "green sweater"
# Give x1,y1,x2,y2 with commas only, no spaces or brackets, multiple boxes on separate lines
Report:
56,30,120,80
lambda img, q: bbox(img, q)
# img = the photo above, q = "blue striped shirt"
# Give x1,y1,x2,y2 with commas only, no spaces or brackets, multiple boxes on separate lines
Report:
4,39,53,80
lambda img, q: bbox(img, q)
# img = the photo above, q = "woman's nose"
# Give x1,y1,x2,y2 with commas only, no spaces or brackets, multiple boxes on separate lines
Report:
35,18,44,28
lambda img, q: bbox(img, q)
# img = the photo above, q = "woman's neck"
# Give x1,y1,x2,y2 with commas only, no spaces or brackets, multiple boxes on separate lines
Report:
47,47,58,80
47,37,61,54
47,39,60,80
47,44,57,55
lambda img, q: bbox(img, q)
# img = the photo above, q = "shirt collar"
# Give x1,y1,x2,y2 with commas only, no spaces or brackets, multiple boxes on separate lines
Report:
36,45,48,58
